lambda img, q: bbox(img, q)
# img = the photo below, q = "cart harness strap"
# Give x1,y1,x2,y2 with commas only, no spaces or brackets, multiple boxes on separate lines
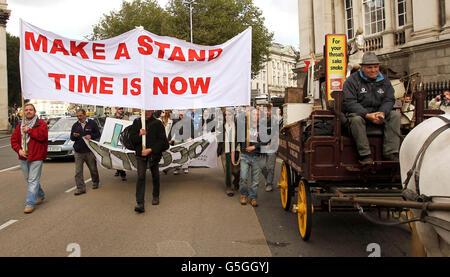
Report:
402,116,450,198
355,203,450,231
378,116,404,142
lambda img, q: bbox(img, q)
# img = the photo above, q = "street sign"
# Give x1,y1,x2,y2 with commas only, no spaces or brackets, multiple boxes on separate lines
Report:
325,34,347,100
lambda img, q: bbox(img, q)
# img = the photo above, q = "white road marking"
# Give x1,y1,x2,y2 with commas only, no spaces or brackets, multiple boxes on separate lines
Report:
65,178,92,193
0,165,20,173
0,220,18,231
65,187,76,193
0,145,10,149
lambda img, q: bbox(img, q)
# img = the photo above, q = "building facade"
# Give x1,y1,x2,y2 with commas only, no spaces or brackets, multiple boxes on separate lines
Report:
251,43,298,104
297,0,450,92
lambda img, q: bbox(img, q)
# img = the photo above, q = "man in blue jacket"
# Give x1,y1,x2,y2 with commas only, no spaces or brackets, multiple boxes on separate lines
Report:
70,109,101,195
342,52,401,164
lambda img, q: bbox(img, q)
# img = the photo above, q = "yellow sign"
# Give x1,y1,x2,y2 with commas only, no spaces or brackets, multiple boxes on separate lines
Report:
325,34,347,100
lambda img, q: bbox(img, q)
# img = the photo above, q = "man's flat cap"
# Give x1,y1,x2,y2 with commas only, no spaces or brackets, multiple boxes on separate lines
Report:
360,52,380,65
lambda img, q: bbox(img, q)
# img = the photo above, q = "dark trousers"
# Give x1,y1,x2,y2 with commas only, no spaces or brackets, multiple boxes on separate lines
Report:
74,151,99,190
136,155,160,205
116,170,126,177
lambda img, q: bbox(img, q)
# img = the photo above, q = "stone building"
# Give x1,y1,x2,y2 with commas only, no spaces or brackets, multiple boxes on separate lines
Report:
251,43,298,104
296,0,450,91
0,0,10,131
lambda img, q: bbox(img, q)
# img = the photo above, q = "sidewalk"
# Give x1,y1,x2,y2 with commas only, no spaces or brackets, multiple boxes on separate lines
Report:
0,130,12,139
0,130,11,139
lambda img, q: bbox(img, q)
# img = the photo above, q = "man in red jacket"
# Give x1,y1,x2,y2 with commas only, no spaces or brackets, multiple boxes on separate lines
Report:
11,103,48,214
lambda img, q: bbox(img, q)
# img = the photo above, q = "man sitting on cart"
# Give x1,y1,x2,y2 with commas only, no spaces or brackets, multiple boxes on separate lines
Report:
342,52,401,165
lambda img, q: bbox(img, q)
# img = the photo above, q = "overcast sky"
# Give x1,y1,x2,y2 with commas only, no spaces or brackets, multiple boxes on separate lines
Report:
5,0,299,49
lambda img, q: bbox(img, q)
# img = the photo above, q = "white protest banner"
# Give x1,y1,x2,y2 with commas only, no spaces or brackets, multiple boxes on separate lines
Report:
20,20,251,110
99,118,133,146
85,129,218,171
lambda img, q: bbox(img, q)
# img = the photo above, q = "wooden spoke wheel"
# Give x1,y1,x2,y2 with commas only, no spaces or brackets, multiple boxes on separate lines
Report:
297,179,312,241
279,162,294,211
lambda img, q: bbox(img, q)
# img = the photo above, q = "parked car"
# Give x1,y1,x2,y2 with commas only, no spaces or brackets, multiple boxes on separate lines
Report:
46,116,104,160
47,116,66,129
47,117,78,159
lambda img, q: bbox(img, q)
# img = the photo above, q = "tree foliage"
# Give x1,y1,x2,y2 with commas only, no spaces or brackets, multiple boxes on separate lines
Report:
6,32,21,107
91,0,273,77
90,0,168,40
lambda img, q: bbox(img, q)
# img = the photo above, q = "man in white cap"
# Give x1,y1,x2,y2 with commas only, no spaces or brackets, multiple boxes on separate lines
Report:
342,52,401,164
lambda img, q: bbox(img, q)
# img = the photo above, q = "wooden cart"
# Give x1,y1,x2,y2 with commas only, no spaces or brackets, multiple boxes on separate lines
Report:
277,90,445,241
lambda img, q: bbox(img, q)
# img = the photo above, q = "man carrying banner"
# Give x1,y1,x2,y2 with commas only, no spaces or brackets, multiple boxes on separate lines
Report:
112,107,129,181
219,108,240,197
239,108,267,207
71,109,101,195
130,110,169,213
260,104,279,193
11,103,48,214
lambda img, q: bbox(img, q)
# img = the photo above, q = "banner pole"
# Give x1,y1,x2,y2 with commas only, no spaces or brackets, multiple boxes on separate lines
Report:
246,111,250,148
141,109,146,150
21,94,27,154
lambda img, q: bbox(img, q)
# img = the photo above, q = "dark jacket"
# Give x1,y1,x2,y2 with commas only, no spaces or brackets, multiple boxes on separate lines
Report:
11,119,48,161
239,117,267,156
130,116,169,159
342,71,395,118
70,118,101,153
201,116,216,134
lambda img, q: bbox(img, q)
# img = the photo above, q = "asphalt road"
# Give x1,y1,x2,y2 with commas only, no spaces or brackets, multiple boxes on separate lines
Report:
0,136,20,172
0,151,411,257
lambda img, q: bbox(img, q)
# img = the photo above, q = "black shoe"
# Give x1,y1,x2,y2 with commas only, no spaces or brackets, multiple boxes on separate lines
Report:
121,175,127,181
384,153,399,162
92,183,99,189
134,204,145,213
74,189,86,196
114,171,120,177
152,197,159,205
359,155,374,165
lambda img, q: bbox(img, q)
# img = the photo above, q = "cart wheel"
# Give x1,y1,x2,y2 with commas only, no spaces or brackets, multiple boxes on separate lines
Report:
297,179,312,241
279,162,293,211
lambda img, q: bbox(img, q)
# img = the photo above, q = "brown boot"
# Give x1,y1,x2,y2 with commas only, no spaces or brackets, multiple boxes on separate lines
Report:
36,197,45,205
250,199,258,207
24,206,34,214
240,195,248,205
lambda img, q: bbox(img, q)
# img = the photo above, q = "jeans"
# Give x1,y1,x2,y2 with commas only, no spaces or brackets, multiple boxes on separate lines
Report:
136,155,160,205
20,160,45,207
261,153,276,187
239,153,263,200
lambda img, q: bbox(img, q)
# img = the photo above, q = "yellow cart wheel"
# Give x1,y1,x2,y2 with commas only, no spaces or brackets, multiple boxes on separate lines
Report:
279,162,293,211
297,179,312,241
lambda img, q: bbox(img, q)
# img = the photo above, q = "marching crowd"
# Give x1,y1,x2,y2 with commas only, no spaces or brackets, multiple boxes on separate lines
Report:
10,52,450,215
10,102,282,214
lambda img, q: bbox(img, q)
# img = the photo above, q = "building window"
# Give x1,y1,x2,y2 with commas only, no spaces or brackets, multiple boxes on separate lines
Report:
363,0,385,35
345,0,354,39
440,0,446,27
396,0,407,28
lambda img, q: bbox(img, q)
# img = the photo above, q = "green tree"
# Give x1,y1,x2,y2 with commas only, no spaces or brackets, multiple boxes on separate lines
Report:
90,0,273,77
6,32,21,107
164,0,273,77
90,0,168,40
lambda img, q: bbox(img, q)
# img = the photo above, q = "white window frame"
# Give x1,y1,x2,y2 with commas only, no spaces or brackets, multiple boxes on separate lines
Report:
345,0,354,39
362,0,386,35
395,0,407,29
